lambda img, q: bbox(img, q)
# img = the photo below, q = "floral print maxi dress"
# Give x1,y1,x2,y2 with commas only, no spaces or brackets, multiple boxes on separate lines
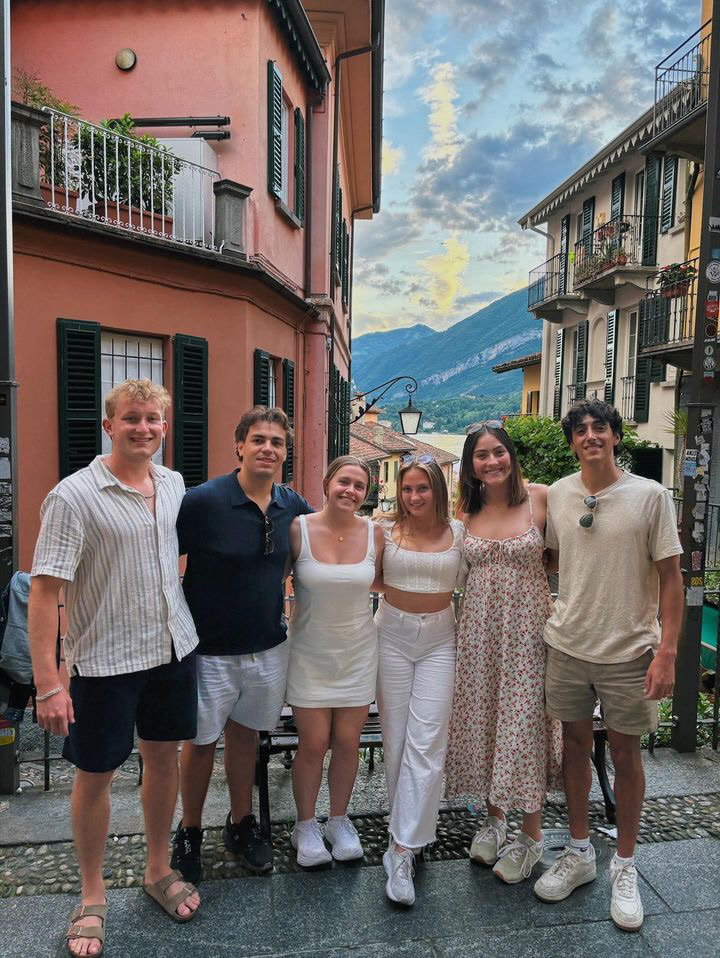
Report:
444,504,563,813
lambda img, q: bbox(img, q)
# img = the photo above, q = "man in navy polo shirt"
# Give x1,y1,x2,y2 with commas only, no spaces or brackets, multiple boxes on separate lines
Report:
171,406,313,882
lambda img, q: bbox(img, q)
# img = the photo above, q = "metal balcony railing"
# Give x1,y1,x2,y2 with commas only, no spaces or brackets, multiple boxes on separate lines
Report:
653,21,711,138
573,214,649,289
40,108,220,250
641,259,698,350
528,252,569,308
620,375,635,421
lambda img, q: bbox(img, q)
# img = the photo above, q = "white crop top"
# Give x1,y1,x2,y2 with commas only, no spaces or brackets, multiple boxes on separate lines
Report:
381,519,465,593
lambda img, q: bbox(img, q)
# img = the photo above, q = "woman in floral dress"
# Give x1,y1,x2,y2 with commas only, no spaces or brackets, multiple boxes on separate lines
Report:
445,421,562,885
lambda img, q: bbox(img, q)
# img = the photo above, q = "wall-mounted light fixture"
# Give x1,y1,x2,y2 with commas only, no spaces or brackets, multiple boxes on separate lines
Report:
115,48,137,71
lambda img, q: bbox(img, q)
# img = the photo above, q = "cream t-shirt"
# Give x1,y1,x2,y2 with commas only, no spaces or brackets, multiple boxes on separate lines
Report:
545,471,682,664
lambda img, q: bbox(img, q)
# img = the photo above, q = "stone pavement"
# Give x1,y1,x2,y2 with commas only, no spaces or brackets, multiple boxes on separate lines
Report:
1,746,720,956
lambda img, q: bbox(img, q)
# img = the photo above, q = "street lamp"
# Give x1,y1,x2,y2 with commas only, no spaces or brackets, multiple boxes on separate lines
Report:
352,376,422,435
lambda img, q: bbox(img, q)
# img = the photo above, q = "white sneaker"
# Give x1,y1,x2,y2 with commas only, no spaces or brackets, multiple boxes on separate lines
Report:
291,819,332,867
493,832,544,884
609,857,644,931
469,815,507,866
324,816,364,861
534,845,597,902
383,845,415,906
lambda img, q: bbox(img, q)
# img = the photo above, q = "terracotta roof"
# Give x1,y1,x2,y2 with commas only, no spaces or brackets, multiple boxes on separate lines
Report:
350,424,458,468
351,422,414,453
349,435,386,462
492,351,542,374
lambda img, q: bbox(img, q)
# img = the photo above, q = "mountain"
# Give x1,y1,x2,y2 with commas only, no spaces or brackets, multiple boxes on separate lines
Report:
351,289,539,402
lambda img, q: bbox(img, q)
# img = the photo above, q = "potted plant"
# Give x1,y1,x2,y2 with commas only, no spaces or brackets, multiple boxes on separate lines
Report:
81,113,181,232
658,262,697,298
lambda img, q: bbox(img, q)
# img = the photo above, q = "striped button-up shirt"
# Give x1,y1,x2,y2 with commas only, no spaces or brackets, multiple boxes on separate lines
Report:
31,456,198,677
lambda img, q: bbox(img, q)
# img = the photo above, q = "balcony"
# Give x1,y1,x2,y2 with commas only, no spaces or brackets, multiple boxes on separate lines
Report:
37,108,221,249
620,375,636,421
640,259,698,370
645,21,710,162
573,214,654,299
527,252,588,318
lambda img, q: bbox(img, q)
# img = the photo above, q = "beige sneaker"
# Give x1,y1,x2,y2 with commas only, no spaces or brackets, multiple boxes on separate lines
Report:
493,832,544,884
469,815,507,865
609,857,644,931
534,845,596,902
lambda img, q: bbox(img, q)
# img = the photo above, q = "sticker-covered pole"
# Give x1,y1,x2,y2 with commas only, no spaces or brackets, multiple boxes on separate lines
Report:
0,0,17,595
672,3,720,752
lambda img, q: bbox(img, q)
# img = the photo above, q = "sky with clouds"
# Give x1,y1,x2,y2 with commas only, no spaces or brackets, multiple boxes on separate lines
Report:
352,0,700,336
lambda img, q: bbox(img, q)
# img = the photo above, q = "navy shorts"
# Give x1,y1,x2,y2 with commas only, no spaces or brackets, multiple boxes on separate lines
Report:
63,649,198,773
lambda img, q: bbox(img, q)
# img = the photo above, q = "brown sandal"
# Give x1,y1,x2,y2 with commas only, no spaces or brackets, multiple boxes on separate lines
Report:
142,869,198,923
66,902,107,956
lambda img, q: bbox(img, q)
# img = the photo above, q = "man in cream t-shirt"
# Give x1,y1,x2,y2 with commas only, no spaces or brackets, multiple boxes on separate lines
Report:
534,399,683,933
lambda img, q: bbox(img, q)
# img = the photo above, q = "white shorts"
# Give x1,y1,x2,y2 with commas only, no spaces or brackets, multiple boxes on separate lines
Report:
193,641,290,745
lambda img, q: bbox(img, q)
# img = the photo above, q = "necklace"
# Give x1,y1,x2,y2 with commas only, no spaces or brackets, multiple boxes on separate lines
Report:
142,492,156,499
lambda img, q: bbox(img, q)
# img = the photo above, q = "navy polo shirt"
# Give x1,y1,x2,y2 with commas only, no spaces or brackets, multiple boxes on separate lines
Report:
177,470,313,656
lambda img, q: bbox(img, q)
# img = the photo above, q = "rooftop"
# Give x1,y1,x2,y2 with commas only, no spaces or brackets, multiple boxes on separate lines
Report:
492,352,542,374
350,422,458,466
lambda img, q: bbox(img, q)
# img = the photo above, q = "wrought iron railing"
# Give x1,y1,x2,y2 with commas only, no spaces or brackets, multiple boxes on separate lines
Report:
641,259,698,350
653,21,711,139
40,108,220,250
528,252,569,308
566,383,578,406
620,375,635,421
573,214,649,289
673,496,720,568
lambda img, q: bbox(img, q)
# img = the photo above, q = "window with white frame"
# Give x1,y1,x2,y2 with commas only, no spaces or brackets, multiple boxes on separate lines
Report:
634,172,645,219
100,332,165,463
268,357,278,408
627,311,638,374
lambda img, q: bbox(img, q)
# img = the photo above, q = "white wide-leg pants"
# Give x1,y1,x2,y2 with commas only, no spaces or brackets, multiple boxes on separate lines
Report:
375,601,456,850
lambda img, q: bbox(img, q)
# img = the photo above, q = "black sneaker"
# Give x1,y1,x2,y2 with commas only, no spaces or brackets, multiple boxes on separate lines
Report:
222,812,273,873
170,821,203,885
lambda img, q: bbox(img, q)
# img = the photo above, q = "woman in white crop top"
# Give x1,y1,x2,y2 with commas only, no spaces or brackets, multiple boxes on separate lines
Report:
286,456,384,868
374,456,464,907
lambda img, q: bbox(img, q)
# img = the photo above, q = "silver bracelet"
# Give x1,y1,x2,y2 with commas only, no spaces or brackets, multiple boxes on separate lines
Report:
36,685,64,703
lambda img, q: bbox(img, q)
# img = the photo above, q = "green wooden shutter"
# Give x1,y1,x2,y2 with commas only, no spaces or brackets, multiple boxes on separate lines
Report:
282,358,295,483
327,364,338,462
660,156,678,233
553,327,565,419
294,108,305,224
173,334,208,488
335,185,343,277
341,220,350,306
57,318,101,478
604,310,618,404
611,173,625,221
341,377,350,454
581,197,595,255
254,349,271,406
267,60,283,198
642,154,661,265
633,355,652,423
575,320,588,400
650,358,666,382
559,214,570,295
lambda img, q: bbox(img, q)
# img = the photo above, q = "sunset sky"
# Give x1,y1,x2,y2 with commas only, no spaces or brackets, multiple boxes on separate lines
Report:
352,0,698,336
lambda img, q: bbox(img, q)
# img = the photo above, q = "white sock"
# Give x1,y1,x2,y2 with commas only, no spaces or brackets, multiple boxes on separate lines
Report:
613,853,634,867
570,836,592,858
329,814,347,823
522,831,544,848
297,817,316,826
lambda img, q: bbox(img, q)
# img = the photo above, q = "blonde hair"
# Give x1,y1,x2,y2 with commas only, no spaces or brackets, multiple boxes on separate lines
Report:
104,379,171,418
387,458,449,531
323,455,371,498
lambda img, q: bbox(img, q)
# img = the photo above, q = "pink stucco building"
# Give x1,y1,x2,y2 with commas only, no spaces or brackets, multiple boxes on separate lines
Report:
10,0,384,568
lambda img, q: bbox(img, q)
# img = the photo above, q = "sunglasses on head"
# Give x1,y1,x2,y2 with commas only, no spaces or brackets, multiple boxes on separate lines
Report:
579,495,597,528
465,420,504,435
401,453,434,466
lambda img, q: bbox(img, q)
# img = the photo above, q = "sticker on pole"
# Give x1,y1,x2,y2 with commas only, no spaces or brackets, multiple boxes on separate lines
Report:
684,449,698,477
687,586,704,606
0,727,15,746
707,262,720,284
710,217,720,232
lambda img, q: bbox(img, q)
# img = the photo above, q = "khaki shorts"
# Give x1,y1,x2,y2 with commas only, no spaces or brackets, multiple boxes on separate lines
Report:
545,646,658,736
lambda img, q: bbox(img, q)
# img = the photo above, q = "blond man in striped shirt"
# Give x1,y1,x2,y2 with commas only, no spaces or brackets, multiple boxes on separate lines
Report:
29,379,200,956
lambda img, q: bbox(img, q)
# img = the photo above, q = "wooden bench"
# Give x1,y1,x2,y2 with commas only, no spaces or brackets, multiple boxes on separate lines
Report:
255,704,616,839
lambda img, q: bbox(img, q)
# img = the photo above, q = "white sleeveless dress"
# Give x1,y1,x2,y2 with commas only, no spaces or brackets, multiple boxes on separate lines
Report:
286,515,378,708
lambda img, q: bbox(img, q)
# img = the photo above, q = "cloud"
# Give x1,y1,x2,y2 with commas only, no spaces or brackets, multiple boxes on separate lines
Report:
420,62,463,164
412,235,470,314
354,210,423,258
382,140,405,177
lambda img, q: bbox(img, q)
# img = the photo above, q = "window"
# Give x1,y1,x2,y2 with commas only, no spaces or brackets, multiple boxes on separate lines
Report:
634,171,645,219
267,61,305,225
628,310,638,374
394,460,399,479
384,461,389,482
268,357,278,408
570,327,579,383
101,333,165,464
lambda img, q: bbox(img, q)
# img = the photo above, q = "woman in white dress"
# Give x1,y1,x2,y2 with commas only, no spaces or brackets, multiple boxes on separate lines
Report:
286,456,384,867
374,456,465,906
